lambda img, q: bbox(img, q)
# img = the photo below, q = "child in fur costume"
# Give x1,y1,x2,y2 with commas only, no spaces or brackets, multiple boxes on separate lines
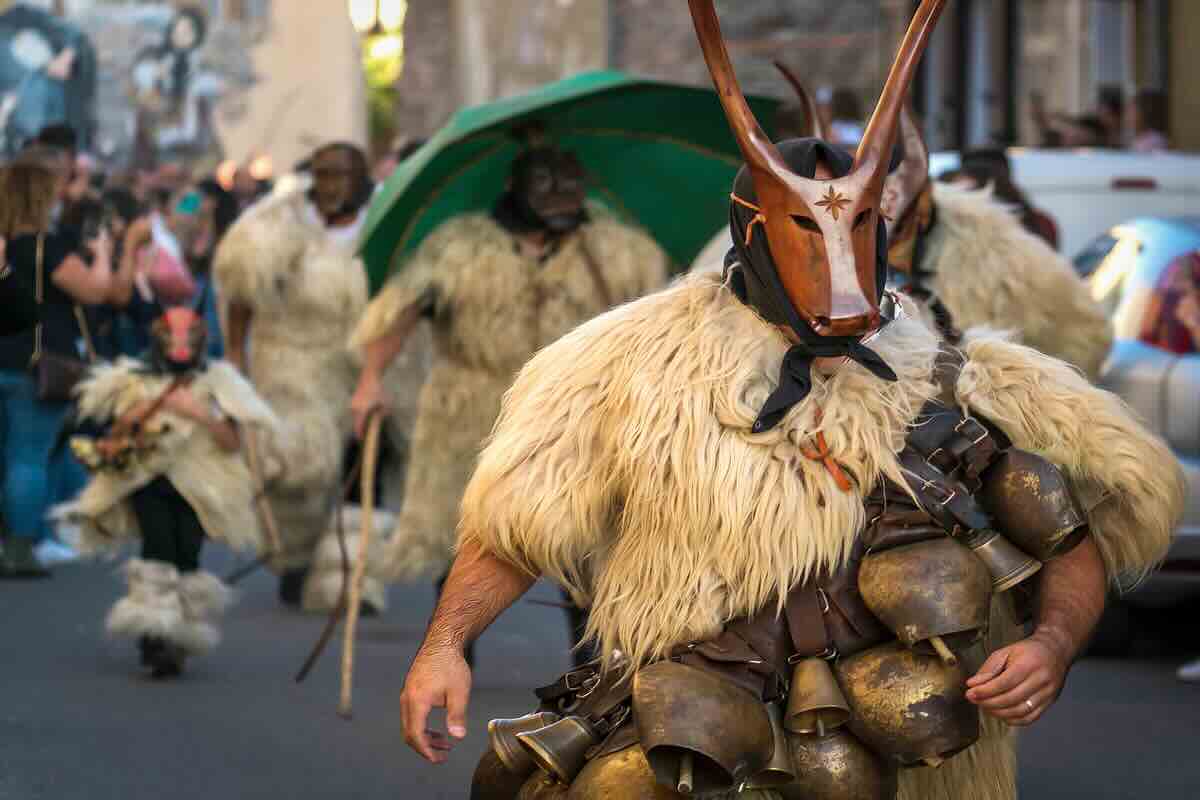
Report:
349,144,669,585
215,142,429,614
55,308,280,678
395,4,1183,798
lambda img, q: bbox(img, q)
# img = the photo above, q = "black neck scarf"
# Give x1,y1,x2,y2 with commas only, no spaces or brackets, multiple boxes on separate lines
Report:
725,139,898,433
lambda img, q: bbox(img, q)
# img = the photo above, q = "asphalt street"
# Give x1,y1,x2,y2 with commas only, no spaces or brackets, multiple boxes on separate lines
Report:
3,551,1199,800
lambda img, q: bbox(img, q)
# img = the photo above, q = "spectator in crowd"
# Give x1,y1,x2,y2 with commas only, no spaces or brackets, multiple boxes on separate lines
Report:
0,152,113,577
0,236,39,335
939,148,1060,249
1031,90,1116,149
1096,84,1126,148
1129,89,1170,153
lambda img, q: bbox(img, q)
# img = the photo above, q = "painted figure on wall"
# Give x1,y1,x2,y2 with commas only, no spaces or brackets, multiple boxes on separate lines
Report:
129,7,222,163
0,2,97,155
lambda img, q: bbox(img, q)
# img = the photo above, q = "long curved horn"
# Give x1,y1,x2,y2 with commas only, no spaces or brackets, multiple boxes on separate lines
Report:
689,0,789,178
773,60,830,141
855,0,947,181
881,104,931,236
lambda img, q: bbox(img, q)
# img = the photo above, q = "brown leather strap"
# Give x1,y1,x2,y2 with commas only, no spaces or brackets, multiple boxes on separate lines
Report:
785,586,833,660
575,232,615,308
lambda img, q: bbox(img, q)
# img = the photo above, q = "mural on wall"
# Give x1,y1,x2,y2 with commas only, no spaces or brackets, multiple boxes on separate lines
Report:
0,0,269,167
0,2,98,155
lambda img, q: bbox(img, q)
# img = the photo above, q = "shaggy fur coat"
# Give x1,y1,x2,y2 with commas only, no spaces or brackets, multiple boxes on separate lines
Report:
919,184,1114,378
214,185,431,570
54,358,280,555
460,273,1183,800
353,212,670,579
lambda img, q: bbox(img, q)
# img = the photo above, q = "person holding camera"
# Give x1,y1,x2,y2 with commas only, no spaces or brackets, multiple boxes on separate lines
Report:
0,151,112,578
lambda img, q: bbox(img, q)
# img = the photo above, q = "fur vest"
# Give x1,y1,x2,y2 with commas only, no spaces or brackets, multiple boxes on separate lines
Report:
213,185,431,567
919,184,1114,378
54,359,281,556
356,212,671,579
461,273,1181,668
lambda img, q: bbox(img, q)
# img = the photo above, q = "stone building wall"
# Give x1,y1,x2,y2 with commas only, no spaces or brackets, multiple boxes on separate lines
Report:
610,0,911,101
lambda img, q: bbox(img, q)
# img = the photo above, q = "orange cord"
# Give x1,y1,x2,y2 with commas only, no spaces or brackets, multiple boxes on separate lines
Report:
730,193,767,247
798,408,853,492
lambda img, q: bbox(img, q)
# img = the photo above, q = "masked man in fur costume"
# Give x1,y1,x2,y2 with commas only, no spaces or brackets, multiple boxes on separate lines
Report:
216,142,429,615
55,308,279,678
348,144,669,625
396,4,1183,799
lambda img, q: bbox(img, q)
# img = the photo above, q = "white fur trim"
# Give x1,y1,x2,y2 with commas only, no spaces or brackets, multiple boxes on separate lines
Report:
105,559,183,641
924,184,1113,378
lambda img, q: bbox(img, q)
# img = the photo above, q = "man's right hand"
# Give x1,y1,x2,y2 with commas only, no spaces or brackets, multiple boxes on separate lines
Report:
400,644,472,764
351,375,391,439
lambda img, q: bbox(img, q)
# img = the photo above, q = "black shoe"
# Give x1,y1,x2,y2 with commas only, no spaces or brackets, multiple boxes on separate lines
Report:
143,639,186,680
0,537,51,579
279,568,308,608
138,636,167,667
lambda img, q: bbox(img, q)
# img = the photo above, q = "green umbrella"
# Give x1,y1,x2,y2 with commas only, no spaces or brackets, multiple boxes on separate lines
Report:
359,70,779,295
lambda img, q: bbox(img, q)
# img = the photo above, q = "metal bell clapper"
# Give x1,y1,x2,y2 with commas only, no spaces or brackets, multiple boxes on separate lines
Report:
785,656,851,735
858,538,992,667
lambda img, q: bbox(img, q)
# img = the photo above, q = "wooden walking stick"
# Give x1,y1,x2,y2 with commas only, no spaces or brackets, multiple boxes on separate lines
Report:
339,408,383,719
243,428,283,556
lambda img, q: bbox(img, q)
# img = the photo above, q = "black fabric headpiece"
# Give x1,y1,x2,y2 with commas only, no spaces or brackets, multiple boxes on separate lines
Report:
725,138,898,433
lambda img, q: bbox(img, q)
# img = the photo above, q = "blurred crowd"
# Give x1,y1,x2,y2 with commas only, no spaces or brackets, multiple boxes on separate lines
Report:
0,122,348,578
1031,86,1171,153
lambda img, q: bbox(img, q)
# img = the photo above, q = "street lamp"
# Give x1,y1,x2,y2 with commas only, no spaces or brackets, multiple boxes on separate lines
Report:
349,0,406,37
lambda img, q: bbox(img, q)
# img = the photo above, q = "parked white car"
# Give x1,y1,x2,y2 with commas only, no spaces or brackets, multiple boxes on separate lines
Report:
930,149,1200,259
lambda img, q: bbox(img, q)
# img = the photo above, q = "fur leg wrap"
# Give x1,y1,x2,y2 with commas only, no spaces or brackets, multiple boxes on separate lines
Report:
300,507,392,613
176,571,235,656
106,559,184,643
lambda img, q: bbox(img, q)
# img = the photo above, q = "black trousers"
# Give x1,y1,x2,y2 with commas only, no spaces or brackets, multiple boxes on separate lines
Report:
129,477,205,574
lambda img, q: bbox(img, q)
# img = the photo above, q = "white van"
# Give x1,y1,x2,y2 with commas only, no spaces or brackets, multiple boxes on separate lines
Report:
929,149,1200,260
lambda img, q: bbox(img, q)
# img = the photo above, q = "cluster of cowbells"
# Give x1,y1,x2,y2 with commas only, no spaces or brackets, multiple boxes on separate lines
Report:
482,450,1088,799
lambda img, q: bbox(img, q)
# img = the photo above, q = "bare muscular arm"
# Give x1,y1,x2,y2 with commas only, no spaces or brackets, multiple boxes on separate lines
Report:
350,299,423,439
400,540,536,763
967,536,1107,725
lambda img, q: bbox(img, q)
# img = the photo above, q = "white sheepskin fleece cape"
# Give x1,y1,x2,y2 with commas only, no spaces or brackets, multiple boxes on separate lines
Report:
354,211,671,581
54,359,282,556
459,273,1182,800
923,183,1114,378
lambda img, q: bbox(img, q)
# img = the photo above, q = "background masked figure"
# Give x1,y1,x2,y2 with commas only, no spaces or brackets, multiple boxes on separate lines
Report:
215,142,428,614
54,308,278,679
350,144,668,663
395,4,1183,800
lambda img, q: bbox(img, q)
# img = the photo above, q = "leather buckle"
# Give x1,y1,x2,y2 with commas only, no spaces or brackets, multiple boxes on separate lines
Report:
919,476,958,508
954,417,990,446
788,646,839,664
815,588,831,615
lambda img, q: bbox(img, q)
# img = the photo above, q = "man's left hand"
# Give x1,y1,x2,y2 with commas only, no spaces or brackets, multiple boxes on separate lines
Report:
965,631,1071,727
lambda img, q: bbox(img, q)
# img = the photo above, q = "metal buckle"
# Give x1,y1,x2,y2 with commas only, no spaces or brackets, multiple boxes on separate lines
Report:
954,417,990,446
564,668,595,692
788,646,839,665
816,588,831,615
925,447,948,468
920,477,958,508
